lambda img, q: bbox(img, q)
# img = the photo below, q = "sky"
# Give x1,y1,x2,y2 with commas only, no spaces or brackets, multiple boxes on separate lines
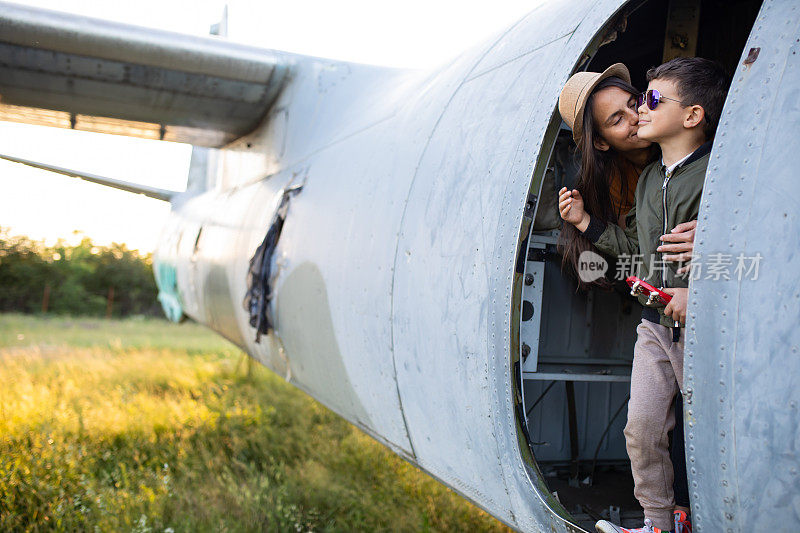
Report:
0,0,537,252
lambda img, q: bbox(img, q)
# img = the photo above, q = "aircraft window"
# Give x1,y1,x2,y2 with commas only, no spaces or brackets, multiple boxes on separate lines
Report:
515,0,763,528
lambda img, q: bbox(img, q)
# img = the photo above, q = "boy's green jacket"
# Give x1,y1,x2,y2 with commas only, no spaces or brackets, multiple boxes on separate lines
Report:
582,141,712,327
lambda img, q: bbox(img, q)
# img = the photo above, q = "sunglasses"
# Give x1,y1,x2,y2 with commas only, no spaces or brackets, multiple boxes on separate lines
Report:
636,89,691,110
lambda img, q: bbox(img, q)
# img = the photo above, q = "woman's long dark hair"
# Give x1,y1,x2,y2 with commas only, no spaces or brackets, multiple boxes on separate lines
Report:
558,76,652,289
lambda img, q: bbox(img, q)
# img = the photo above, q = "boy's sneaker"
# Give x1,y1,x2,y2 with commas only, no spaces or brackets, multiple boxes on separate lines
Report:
595,518,672,533
673,510,692,533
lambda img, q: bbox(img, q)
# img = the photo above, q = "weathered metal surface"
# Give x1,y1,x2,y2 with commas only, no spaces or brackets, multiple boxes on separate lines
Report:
686,1,800,531
390,3,634,530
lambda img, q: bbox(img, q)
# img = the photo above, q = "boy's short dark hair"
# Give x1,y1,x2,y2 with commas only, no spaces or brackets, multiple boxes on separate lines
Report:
646,57,730,140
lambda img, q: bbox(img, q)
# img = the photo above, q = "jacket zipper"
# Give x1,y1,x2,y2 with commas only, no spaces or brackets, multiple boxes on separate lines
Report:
661,169,671,289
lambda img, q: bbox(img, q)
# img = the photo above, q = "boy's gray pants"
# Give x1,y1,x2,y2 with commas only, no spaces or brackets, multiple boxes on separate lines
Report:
625,319,685,531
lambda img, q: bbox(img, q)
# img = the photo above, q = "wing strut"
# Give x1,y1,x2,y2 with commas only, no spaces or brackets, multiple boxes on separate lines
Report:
0,153,180,202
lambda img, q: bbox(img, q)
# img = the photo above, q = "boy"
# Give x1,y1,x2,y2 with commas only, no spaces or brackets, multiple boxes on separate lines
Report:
559,57,729,533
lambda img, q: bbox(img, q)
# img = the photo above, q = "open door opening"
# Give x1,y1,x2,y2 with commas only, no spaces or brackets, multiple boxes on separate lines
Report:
516,0,762,528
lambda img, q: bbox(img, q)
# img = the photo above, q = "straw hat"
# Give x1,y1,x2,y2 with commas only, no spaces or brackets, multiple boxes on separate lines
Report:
558,63,631,144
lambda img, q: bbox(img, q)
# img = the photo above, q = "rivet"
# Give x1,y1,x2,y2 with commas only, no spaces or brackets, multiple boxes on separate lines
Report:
721,447,726,453
689,444,695,452
721,463,727,470
690,455,696,462
692,481,698,488
722,480,728,486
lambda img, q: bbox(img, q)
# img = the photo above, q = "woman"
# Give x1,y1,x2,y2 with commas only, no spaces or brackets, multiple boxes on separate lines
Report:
556,64,694,533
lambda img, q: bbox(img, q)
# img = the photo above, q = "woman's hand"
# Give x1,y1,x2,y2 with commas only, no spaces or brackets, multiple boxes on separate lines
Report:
658,219,697,275
558,187,590,231
662,288,688,325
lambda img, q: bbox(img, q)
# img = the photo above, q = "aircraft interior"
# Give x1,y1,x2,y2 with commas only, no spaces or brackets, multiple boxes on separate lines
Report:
517,0,762,528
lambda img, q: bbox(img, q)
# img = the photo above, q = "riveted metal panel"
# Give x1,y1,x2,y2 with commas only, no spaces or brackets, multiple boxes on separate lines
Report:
392,1,634,530
489,2,637,530
468,2,591,80
392,46,566,523
686,1,800,531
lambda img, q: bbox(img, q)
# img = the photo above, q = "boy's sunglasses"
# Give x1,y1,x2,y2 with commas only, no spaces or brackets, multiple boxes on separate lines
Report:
637,89,691,110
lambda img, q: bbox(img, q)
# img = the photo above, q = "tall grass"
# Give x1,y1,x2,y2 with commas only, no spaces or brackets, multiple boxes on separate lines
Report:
0,314,509,532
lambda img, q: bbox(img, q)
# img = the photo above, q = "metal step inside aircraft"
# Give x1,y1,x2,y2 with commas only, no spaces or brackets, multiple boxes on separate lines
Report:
1,0,797,531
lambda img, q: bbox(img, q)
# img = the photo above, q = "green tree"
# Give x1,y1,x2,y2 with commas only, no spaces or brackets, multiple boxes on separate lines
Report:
0,228,159,317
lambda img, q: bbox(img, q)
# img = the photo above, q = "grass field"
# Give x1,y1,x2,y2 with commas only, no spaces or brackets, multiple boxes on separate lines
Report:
0,314,510,532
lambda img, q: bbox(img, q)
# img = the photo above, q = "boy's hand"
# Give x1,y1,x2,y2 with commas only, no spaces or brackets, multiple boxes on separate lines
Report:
662,288,688,325
558,187,590,232
658,220,697,275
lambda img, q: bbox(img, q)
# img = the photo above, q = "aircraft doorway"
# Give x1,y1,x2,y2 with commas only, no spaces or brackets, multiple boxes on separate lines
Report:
515,0,762,528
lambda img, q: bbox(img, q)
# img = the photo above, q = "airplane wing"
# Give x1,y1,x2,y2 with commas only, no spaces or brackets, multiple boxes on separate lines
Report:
0,1,290,147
